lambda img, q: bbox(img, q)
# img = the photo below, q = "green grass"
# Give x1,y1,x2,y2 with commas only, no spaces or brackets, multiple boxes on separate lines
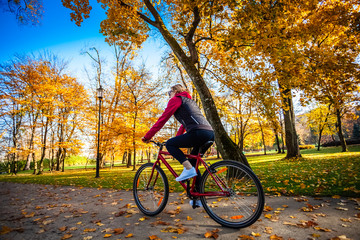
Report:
0,145,359,197
251,146,360,197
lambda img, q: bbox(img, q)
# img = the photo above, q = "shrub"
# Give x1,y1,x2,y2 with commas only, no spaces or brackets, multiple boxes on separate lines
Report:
322,139,360,147
65,155,91,166
299,145,315,149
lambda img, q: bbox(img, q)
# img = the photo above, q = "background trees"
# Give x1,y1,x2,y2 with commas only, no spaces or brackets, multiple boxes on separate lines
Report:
0,1,359,172
0,54,89,174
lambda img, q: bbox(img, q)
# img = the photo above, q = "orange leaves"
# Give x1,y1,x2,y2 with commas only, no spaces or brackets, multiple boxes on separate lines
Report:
114,228,125,234
160,226,186,234
230,215,244,220
149,235,162,240
61,234,73,240
238,235,255,240
125,233,134,238
204,229,220,239
0,226,12,235
216,167,228,174
269,235,284,240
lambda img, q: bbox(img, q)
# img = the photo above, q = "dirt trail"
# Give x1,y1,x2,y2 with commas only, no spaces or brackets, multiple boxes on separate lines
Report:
0,182,359,240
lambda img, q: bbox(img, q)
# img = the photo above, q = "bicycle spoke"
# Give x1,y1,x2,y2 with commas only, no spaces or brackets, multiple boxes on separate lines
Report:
200,160,264,228
133,163,169,216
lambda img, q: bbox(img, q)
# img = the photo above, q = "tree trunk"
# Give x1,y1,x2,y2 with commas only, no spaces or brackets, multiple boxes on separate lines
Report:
317,127,323,151
132,112,137,171
154,17,250,167
278,85,301,158
127,151,131,168
275,133,281,154
182,63,249,166
279,114,286,153
37,117,50,175
62,148,66,172
56,148,62,171
32,152,37,174
336,108,347,152
147,148,151,163
122,151,127,164
24,125,35,170
257,116,266,155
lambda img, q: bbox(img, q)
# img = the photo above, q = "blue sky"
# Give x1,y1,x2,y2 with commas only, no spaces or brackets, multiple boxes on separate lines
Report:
0,1,164,86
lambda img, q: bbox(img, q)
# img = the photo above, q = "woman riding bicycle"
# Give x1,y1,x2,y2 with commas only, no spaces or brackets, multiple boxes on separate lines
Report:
142,84,214,183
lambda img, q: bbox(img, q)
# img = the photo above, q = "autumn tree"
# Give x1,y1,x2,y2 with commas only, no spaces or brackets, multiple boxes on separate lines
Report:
305,104,337,151
1,0,43,25
300,0,360,152
62,0,250,166
0,53,89,174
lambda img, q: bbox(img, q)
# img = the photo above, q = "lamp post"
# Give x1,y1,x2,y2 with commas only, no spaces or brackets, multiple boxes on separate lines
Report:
95,85,104,178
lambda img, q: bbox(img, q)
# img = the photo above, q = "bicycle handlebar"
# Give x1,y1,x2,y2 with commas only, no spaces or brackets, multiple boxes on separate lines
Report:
150,140,166,147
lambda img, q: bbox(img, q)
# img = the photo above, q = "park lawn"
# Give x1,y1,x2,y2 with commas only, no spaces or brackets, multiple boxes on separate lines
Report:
0,145,359,197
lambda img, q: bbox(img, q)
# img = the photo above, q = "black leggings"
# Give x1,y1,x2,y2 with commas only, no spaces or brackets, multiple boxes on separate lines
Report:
165,129,214,166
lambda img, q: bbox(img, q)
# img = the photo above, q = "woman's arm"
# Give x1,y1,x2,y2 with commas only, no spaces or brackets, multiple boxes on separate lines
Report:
143,97,182,140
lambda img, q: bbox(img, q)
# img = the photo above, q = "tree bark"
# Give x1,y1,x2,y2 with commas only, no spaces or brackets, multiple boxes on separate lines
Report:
317,127,323,151
336,108,347,152
257,115,266,155
153,15,249,167
127,151,131,168
278,84,301,158
37,117,50,174
275,132,281,153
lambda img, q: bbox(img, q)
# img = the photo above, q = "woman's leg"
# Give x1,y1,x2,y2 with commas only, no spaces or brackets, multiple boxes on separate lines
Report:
166,130,214,182
188,130,214,191
166,132,196,164
166,132,199,181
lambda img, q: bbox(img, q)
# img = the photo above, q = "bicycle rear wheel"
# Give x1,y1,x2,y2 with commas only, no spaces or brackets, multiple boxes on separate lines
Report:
200,160,264,228
133,163,169,216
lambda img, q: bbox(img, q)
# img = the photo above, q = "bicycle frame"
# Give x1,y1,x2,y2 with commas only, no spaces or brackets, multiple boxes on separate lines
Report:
147,144,230,198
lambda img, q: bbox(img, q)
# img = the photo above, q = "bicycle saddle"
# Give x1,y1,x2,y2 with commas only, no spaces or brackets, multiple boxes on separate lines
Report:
199,141,214,156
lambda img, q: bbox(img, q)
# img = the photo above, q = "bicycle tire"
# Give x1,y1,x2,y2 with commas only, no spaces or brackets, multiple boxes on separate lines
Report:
133,163,169,216
200,160,264,228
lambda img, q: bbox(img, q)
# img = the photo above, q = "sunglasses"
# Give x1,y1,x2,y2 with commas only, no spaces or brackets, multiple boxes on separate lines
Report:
168,90,173,97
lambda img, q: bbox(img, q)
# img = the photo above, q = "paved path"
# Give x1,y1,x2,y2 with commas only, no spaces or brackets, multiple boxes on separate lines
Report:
0,182,359,240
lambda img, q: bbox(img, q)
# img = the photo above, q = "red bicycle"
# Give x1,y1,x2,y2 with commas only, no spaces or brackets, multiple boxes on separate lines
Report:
133,141,264,228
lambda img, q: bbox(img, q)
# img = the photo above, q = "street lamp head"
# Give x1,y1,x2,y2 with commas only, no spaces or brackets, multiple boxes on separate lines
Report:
97,85,104,99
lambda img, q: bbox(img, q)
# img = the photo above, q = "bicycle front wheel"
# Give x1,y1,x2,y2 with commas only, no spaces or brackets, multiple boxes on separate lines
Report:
200,160,264,228
133,163,169,216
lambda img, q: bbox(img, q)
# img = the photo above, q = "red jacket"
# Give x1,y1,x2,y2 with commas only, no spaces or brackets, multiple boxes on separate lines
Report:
143,91,191,140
